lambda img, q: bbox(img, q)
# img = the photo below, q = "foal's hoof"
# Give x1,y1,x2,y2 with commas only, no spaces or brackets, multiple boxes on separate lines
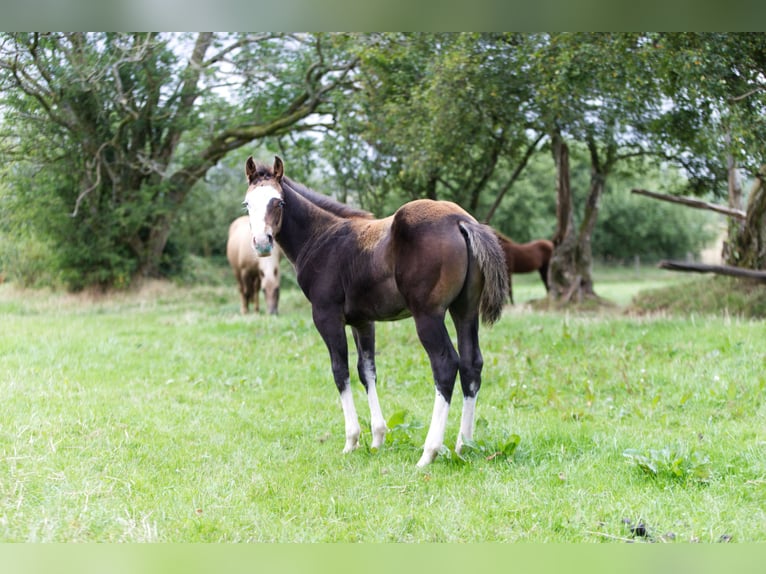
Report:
342,439,360,454
371,426,388,450
416,449,438,467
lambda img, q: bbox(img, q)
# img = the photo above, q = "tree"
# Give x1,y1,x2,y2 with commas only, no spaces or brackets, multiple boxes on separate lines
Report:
648,33,766,270
0,32,357,289
327,33,544,219
528,33,675,303
326,33,766,302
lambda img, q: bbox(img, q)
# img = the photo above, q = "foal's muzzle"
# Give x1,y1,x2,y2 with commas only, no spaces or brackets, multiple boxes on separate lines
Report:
253,234,274,257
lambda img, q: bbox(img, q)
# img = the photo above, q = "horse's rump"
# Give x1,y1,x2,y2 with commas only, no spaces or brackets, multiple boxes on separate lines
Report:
391,199,507,325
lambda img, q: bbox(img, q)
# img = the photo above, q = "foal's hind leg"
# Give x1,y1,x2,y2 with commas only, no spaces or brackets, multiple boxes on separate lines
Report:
352,322,387,449
451,313,483,454
412,312,460,467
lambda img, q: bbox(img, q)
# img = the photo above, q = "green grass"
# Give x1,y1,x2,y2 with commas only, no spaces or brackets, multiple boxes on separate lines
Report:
512,262,680,307
631,275,766,318
0,269,765,542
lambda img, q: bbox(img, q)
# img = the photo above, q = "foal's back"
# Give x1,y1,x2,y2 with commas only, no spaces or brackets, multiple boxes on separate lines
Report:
511,239,553,273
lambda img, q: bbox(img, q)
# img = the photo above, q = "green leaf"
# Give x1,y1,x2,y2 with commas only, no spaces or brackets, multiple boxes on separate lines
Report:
387,410,408,429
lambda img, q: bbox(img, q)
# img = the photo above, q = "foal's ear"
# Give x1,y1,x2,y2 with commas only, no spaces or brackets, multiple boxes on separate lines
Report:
245,156,257,181
273,156,284,182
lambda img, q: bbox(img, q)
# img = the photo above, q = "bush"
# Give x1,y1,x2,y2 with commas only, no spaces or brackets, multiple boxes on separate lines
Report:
0,230,61,288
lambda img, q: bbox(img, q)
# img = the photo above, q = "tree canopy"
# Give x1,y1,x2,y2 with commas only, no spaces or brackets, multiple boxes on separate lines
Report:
1,32,763,292
0,32,356,288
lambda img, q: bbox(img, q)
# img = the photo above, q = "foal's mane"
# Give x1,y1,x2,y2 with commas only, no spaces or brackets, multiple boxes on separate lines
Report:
282,176,373,220
249,161,372,220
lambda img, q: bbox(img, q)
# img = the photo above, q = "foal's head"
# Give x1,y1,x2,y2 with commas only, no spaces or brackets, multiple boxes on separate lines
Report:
243,156,285,257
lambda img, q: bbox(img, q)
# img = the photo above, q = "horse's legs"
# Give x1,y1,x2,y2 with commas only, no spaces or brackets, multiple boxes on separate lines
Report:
239,269,260,314
450,313,483,453
351,322,387,449
263,283,280,315
252,273,261,313
539,261,550,292
412,312,460,467
313,307,360,453
237,271,250,314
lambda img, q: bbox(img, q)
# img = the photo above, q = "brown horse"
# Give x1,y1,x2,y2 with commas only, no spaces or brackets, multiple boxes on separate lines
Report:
242,156,508,466
227,215,281,315
494,231,553,303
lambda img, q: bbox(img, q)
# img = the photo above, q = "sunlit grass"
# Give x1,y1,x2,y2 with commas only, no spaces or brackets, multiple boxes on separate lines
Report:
0,270,764,542
511,261,679,306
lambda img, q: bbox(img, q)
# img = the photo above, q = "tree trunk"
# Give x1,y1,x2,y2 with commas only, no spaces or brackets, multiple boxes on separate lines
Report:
139,215,173,278
728,152,744,212
576,172,603,297
728,166,766,270
548,131,581,302
548,131,604,304
722,137,744,262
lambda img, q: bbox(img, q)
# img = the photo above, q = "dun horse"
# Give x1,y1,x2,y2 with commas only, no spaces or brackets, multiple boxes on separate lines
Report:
242,156,508,466
494,231,553,303
227,215,281,315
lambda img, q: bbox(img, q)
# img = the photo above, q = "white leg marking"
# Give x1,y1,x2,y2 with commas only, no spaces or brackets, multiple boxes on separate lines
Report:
417,391,450,467
366,380,388,449
339,385,361,453
361,354,387,449
455,394,477,454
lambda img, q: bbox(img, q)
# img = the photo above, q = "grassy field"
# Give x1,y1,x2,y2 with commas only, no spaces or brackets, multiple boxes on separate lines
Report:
0,265,764,542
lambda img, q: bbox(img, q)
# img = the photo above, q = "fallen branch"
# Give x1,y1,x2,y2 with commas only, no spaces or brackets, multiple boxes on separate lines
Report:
658,260,766,282
631,188,746,220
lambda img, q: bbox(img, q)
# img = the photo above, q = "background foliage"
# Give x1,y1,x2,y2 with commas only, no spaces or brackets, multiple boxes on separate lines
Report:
1,33,761,290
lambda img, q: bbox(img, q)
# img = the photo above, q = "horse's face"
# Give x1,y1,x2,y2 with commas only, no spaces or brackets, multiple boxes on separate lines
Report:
243,156,285,257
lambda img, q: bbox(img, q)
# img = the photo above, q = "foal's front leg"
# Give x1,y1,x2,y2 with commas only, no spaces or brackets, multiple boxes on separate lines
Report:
313,306,360,453
352,322,387,449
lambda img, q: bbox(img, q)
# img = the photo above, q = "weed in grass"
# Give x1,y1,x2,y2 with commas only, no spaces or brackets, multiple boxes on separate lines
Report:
381,410,424,452
448,432,522,465
623,445,712,483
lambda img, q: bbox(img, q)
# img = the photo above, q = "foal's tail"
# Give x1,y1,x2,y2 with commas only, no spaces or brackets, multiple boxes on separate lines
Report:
459,221,509,325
